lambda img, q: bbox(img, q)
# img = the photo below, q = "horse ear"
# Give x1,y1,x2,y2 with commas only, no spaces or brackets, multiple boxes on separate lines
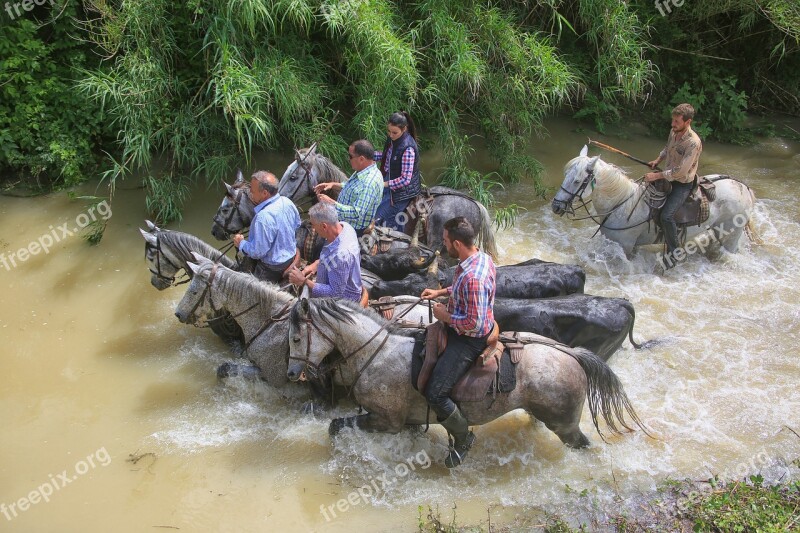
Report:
587,155,600,172
186,261,200,275
580,145,588,157
145,219,158,231
235,169,244,184
140,228,157,244
190,252,212,265
225,182,235,195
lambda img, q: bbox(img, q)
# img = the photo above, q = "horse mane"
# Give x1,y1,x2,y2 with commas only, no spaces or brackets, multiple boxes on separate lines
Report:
308,151,347,184
158,231,237,269
197,261,293,315
291,297,408,335
564,156,639,207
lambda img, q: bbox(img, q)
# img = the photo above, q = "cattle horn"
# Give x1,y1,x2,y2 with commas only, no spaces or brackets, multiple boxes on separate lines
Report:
427,250,440,276
413,250,437,270
411,217,424,248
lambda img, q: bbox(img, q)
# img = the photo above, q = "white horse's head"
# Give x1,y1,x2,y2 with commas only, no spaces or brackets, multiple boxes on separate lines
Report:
174,254,228,325
278,145,321,203
552,145,601,216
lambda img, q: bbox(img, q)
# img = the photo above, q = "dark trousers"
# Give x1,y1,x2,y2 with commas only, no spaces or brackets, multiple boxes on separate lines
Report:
376,189,412,232
426,327,489,420
253,255,295,284
660,180,694,255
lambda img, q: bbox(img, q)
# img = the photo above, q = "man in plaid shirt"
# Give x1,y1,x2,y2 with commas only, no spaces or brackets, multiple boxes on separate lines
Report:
421,217,496,467
315,139,382,237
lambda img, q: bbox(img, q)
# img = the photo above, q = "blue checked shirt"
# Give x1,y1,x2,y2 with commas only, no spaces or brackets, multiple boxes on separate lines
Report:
239,194,300,266
312,223,363,302
446,251,496,337
335,164,383,231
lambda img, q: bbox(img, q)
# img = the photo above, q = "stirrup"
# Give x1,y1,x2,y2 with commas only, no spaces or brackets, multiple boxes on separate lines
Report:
445,432,476,468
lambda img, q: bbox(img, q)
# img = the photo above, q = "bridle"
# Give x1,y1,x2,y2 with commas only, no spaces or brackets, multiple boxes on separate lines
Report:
146,234,189,287
186,262,292,350
283,152,317,208
556,161,598,217
288,298,425,394
212,184,251,239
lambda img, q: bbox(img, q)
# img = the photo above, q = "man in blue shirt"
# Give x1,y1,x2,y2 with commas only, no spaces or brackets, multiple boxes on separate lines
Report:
233,171,301,283
287,202,364,303
314,140,383,237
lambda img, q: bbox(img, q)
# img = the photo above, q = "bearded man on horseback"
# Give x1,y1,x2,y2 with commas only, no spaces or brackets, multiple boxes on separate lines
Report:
420,217,496,468
644,103,703,268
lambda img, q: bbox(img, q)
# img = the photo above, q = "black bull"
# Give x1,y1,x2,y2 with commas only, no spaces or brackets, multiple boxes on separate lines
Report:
493,295,641,361
366,259,586,300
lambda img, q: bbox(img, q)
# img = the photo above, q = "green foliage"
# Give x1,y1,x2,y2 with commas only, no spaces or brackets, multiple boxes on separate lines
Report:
665,77,749,143
0,8,108,192
687,477,800,532
573,93,621,134
144,175,189,225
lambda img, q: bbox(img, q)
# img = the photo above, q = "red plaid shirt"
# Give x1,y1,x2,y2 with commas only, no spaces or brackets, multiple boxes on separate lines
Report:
373,147,416,189
447,251,496,337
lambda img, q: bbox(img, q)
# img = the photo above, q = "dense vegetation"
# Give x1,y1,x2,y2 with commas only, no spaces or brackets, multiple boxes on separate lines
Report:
1,0,798,223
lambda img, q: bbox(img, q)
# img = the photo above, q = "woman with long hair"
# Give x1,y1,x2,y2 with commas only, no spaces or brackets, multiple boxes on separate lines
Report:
374,111,422,232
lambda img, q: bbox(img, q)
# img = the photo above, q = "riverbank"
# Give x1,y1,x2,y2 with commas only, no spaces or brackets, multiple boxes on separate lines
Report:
418,473,800,532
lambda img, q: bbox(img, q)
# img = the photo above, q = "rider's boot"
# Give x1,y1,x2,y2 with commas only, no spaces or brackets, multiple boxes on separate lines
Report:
440,407,475,468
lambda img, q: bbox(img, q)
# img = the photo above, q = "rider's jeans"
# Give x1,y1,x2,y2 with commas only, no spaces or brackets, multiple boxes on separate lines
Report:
660,180,694,256
426,327,490,420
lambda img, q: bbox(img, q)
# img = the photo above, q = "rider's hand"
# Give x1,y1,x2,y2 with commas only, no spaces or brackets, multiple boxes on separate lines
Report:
287,266,305,286
421,288,444,300
647,159,660,169
233,234,244,248
313,183,331,194
431,302,450,323
316,193,334,205
302,260,319,277
644,172,661,182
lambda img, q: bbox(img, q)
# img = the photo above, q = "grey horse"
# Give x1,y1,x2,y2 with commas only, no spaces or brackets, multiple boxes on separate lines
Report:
276,145,498,259
174,255,331,405
140,221,243,342
287,297,648,457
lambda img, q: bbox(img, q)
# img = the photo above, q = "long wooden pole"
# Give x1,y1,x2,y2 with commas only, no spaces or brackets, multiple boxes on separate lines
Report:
588,138,661,171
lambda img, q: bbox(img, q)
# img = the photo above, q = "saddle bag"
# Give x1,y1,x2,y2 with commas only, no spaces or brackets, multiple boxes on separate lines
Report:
698,177,716,201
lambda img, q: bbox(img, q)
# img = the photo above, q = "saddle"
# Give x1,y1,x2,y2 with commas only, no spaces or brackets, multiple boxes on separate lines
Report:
650,176,717,227
363,226,412,255
413,321,526,402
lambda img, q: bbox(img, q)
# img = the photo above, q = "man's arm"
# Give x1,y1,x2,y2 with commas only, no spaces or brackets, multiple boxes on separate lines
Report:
239,214,275,259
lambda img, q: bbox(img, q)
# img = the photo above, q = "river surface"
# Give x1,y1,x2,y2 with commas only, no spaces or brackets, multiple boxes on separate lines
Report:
1,118,799,531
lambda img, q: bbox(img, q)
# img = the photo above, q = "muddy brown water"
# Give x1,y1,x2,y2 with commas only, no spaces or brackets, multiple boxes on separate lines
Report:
1,118,799,531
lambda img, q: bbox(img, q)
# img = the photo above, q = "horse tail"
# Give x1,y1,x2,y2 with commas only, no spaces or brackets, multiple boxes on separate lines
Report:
565,347,651,439
624,300,643,350
476,202,498,260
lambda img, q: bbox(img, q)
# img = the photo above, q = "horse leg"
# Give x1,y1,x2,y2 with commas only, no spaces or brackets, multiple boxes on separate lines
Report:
721,225,744,253
528,402,590,448
216,362,261,381
329,412,405,436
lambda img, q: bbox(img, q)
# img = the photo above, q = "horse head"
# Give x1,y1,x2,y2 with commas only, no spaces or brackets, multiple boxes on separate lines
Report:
174,254,226,324
278,146,320,203
552,145,600,216
287,292,339,383
140,222,182,290
211,169,255,240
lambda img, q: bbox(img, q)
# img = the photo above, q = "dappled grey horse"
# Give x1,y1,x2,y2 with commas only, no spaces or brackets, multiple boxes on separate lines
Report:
210,169,329,262
287,297,648,456
140,221,243,342
277,145,498,259
174,255,329,406
553,145,757,258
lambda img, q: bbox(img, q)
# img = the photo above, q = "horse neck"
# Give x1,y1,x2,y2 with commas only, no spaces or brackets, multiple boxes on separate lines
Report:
324,308,397,381
163,232,236,270
591,166,640,213
213,271,293,333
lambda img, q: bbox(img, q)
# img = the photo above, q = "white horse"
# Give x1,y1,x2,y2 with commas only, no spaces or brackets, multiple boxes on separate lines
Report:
552,146,757,258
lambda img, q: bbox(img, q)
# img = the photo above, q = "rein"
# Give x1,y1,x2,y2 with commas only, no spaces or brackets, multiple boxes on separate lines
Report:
290,297,428,396
147,234,190,287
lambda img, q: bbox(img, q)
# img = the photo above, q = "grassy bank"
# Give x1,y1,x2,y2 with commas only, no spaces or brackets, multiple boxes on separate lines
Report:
417,476,800,532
